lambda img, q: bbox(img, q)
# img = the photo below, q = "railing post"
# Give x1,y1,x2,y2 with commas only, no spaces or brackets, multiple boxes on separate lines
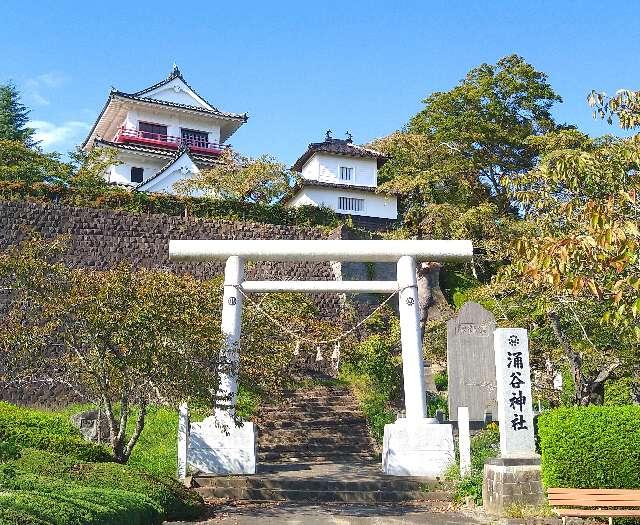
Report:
177,402,189,479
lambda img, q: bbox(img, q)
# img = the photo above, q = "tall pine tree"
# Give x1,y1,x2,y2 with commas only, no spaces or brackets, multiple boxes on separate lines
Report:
0,82,36,147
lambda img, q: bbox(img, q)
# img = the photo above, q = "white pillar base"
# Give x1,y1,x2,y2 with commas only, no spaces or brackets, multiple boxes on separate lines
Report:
187,416,256,475
382,418,454,478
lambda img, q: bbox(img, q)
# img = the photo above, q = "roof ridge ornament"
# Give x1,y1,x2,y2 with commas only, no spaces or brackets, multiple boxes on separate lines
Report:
345,131,353,143
325,129,332,141
171,63,182,79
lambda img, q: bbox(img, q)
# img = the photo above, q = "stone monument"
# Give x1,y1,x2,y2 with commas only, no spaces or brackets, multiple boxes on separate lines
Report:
482,328,544,515
447,302,497,422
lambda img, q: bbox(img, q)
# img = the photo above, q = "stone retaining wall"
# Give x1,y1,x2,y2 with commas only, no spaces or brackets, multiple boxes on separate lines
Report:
0,200,347,406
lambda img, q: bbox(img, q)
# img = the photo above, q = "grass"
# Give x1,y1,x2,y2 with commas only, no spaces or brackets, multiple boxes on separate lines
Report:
445,423,500,505
0,402,206,524
0,387,263,524
40,385,262,477
341,371,396,444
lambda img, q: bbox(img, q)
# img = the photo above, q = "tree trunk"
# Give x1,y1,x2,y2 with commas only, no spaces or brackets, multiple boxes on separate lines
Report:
417,262,452,330
548,311,583,404
548,311,618,406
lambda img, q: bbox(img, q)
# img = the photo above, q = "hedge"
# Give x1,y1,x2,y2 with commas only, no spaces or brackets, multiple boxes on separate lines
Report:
537,405,640,489
0,402,205,524
2,449,203,522
0,180,340,228
0,402,111,462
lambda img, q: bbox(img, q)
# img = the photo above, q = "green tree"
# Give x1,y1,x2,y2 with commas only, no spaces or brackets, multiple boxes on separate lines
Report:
175,149,298,204
0,236,341,462
68,146,118,189
0,139,69,184
589,89,640,130
0,236,225,463
483,129,640,405
408,54,561,210
0,82,36,147
372,56,560,329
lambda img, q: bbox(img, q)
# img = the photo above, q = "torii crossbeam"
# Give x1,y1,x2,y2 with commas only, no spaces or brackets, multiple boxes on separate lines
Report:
169,239,473,477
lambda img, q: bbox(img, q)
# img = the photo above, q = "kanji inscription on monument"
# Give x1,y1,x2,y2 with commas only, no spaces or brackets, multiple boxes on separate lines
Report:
447,302,497,421
494,328,535,457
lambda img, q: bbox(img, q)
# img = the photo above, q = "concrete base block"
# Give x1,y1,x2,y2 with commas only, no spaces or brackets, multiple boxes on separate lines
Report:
188,416,256,475
382,418,454,477
482,456,544,515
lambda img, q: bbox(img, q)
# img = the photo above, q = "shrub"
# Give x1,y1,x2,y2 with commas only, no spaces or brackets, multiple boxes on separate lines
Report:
4,449,203,522
0,402,111,462
449,423,500,505
0,486,160,525
604,377,637,405
427,393,448,418
340,320,402,444
0,441,19,461
0,181,341,228
342,331,401,396
537,405,640,488
434,370,448,391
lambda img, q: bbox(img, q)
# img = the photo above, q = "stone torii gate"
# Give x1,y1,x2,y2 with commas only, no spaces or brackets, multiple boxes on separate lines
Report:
169,239,473,478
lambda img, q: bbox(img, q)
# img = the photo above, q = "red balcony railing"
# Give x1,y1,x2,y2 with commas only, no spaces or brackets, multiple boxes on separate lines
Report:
114,127,229,155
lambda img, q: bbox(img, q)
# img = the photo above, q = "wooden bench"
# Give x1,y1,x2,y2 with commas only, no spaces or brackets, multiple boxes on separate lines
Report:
548,488,640,524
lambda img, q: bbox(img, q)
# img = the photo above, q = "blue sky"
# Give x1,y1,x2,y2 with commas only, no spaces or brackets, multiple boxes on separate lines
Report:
2,1,639,165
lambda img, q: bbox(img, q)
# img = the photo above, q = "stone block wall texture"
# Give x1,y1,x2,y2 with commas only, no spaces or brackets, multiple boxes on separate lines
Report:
0,200,348,406
482,460,544,515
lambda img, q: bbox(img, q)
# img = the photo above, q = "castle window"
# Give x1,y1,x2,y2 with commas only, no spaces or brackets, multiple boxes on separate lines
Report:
139,122,167,139
339,166,353,181
181,128,209,148
130,167,144,183
338,196,364,212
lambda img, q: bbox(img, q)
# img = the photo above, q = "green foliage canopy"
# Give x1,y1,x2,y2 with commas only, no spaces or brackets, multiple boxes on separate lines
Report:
174,149,299,204
0,82,36,147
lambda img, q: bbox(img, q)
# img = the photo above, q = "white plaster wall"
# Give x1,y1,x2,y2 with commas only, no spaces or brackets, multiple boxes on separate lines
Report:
123,108,222,144
141,77,211,109
108,152,167,186
313,153,378,187
288,186,397,219
300,156,319,181
141,152,202,195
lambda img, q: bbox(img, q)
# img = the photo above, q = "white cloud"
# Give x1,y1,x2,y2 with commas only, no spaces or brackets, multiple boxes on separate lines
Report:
29,120,91,151
25,72,68,106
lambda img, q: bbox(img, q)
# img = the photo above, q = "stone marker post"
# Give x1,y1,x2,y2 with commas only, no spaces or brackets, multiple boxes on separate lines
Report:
458,407,471,478
447,302,497,422
177,402,189,479
482,328,543,515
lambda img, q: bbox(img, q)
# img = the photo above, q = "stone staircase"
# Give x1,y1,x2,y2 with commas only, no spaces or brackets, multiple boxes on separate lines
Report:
256,385,378,464
192,384,450,504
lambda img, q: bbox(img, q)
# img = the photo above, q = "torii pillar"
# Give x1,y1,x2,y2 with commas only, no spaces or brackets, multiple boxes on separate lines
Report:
170,239,472,477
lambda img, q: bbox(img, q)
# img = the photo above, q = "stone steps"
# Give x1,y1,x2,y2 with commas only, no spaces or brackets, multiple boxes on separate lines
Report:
257,451,379,463
193,463,449,504
259,443,370,454
194,476,435,492
190,385,453,505
254,384,377,466
195,486,449,503
259,416,368,429
260,405,358,417
258,434,370,447
258,427,371,438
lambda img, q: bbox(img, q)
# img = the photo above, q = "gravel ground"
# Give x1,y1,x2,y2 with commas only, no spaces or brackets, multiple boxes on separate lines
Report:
166,500,493,524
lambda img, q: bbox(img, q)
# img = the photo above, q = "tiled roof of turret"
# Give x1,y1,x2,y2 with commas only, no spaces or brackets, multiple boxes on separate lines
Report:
125,64,247,120
94,139,222,166
292,133,388,172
